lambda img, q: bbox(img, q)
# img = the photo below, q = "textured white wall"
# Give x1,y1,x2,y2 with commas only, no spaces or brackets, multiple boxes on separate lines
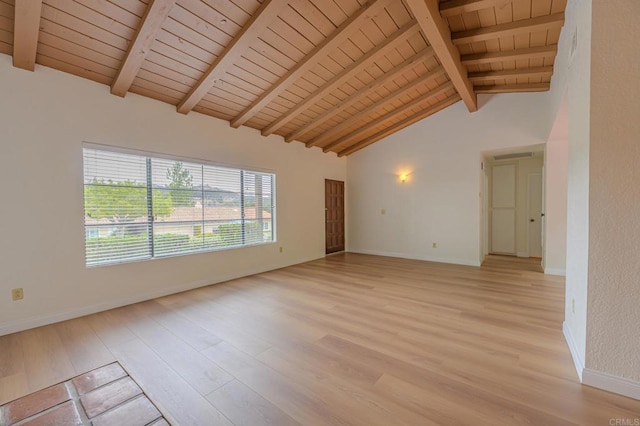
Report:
0,55,346,335
587,0,640,383
545,0,592,374
346,92,550,266
547,0,640,392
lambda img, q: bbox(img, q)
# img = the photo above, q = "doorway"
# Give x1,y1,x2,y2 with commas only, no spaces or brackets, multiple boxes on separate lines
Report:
325,179,345,254
483,149,545,262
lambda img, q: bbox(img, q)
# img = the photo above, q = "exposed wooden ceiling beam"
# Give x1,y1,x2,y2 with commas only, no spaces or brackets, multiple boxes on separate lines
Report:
337,94,461,156
323,81,454,152
262,22,420,137
231,0,395,128
439,0,518,17
452,13,565,45
468,66,553,82
308,65,446,148
111,0,176,97
403,0,477,112
287,49,432,143
12,0,43,71
461,45,558,66
474,82,550,93
177,0,289,114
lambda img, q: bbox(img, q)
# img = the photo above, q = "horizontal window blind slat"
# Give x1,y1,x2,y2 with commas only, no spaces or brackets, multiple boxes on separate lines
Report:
83,147,275,266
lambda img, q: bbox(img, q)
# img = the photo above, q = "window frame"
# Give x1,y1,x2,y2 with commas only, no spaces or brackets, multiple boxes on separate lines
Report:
82,143,277,267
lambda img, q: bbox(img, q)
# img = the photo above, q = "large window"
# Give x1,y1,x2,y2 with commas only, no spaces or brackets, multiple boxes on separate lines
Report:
83,147,275,266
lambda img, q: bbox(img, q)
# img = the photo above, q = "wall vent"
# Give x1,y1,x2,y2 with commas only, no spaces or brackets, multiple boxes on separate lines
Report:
494,152,534,161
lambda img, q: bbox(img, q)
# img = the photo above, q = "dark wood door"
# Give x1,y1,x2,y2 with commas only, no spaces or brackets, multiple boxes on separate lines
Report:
325,179,345,254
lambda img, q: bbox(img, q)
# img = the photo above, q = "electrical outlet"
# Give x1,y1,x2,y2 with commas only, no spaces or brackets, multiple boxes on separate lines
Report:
572,299,575,314
279,246,283,253
432,242,437,248
11,288,24,301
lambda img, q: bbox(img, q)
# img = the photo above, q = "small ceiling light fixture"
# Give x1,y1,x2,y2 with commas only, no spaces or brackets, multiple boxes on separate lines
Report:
399,172,409,183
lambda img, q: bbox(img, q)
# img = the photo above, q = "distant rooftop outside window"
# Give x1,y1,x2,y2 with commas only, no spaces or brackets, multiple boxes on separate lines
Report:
83,147,275,266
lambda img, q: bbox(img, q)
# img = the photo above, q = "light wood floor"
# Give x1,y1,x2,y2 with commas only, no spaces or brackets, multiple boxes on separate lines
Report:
2,254,639,425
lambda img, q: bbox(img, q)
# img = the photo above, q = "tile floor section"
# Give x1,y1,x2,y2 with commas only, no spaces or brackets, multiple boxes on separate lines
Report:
0,362,169,426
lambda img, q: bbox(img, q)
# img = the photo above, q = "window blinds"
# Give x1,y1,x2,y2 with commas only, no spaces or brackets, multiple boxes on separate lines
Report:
83,147,275,266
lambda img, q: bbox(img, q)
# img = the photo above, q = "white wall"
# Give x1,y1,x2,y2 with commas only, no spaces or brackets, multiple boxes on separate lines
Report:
547,0,640,397
346,92,551,266
586,0,640,385
544,0,591,378
544,94,568,276
0,55,346,335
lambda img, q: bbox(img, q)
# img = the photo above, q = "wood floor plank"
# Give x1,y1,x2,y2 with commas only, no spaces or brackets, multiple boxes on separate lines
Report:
55,317,116,375
201,342,353,426
256,345,440,426
111,339,232,426
0,373,29,406
131,299,222,352
0,333,25,380
221,308,328,347
111,302,233,396
158,293,272,356
319,334,575,425
84,309,138,349
18,325,76,393
2,254,639,423
0,333,44,404
207,379,300,426
271,340,383,389
373,373,504,426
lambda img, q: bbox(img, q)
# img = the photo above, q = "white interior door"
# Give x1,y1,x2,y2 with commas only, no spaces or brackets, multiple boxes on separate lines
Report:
528,173,543,257
491,164,517,254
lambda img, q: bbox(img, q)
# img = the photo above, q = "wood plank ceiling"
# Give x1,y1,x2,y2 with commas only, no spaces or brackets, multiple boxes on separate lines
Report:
1,0,566,156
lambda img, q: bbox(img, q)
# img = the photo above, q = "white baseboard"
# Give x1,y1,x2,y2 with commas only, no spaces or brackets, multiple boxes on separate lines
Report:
348,249,481,267
583,369,640,401
563,321,584,381
517,251,529,258
0,255,320,337
544,267,566,276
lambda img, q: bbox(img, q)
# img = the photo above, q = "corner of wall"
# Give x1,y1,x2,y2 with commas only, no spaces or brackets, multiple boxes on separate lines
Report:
563,321,584,381
544,267,566,276
553,0,591,386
